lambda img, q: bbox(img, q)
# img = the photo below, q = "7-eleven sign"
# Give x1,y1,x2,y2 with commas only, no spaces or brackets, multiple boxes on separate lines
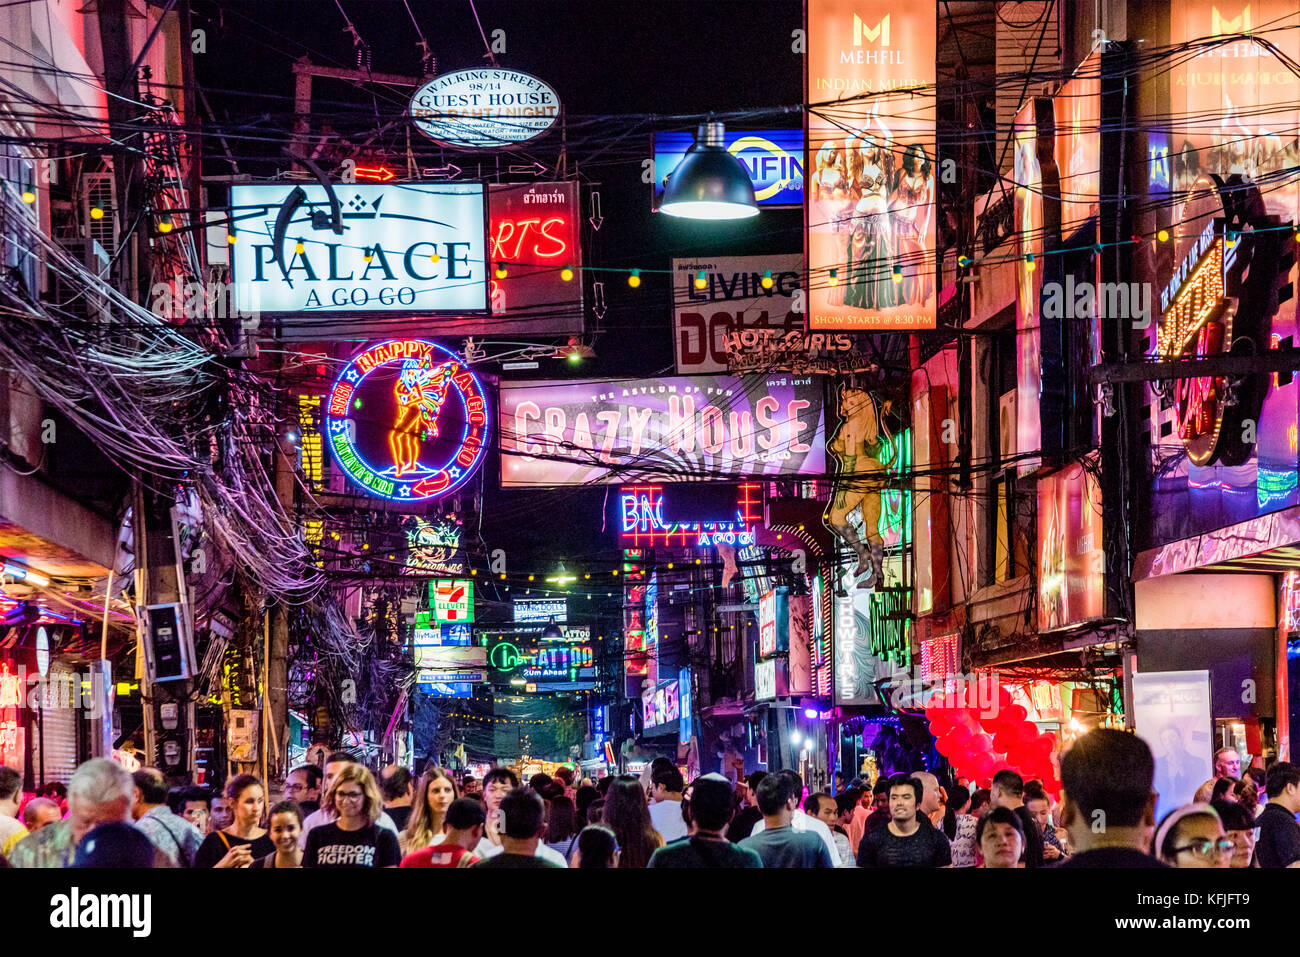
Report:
431,579,474,622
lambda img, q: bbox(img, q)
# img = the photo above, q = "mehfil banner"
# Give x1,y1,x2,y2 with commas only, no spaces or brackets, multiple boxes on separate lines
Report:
807,2,937,330
499,374,825,486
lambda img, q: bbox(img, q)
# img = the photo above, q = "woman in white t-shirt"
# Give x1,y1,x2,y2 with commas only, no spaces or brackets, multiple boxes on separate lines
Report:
943,785,979,868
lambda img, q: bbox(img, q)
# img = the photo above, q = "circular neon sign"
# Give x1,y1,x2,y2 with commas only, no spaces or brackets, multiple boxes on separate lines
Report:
325,339,488,501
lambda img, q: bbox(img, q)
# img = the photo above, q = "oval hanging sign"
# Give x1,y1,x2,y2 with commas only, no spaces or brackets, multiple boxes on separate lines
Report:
325,339,489,502
410,69,561,149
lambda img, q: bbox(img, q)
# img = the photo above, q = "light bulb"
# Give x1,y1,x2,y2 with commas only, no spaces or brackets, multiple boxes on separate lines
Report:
158,220,174,234
90,206,105,220
761,270,774,289
694,270,707,290
828,268,838,286
627,268,641,288
495,262,508,279
560,265,574,281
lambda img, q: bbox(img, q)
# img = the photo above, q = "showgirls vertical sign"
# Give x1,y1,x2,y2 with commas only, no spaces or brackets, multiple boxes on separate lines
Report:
807,2,936,330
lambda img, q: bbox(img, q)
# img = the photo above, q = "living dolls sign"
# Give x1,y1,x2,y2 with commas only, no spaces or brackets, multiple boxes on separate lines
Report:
325,339,489,501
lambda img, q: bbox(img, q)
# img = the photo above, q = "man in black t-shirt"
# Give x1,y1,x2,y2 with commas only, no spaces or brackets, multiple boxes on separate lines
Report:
1255,761,1300,868
379,765,414,832
1054,729,1167,868
991,769,1044,868
856,774,951,868
726,771,767,843
650,774,763,868
471,787,561,869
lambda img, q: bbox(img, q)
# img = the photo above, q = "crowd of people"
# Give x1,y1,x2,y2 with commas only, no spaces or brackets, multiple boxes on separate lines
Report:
1,728,1298,868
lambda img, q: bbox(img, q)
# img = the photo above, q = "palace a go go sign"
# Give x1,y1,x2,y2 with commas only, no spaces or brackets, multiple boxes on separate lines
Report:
326,339,489,501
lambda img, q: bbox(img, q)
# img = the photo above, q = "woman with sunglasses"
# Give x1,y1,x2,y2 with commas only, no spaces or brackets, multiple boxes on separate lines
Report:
303,764,401,868
400,766,458,854
1155,803,1232,868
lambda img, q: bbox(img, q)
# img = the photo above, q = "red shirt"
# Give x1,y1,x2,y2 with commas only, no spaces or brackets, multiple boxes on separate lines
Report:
399,844,479,868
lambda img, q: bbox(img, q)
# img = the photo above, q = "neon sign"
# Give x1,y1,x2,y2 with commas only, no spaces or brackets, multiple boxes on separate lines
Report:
488,183,582,322
522,644,595,680
325,339,488,501
617,483,762,547
431,579,474,623
404,517,464,574
879,428,913,547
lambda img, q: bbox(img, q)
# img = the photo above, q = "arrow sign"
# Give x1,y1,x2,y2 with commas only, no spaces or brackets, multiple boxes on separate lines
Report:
589,190,603,231
412,475,451,497
354,165,396,182
592,282,606,320
421,164,462,179
508,161,547,176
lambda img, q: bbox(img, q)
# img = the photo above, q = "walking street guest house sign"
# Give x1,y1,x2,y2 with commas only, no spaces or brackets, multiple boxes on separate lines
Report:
325,339,489,501
410,69,561,149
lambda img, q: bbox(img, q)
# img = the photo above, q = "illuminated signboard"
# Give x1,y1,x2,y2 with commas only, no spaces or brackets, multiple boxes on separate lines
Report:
755,658,788,701
431,579,474,623
1054,50,1101,235
811,574,830,697
411,69,561,149
499,374,826,486
403,516,464,575
672,254,803,375
642,678,680,729
868,587,911,667
879,427,913,548
1014,98,1046,474
1285,571,1300,634
808,2,937,331
617,482,762,547
488,182,583,332
920,633,960,683
1038,459,1104,631
1156,213,1232,466
513,598,567,623
325,339,488,501
833,589,884,706
645,572,659,686
654,130,803,209
521,644,595,681
422,681,473,698
759,587,791,658
230,183,487,316
415,645,487,673
679,667,692,743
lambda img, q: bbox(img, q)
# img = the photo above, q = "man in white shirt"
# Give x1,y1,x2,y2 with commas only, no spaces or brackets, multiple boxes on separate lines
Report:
472,767,567,866
298,752,399,849
0,765,29,858
747,769,839,863
648,764,688,843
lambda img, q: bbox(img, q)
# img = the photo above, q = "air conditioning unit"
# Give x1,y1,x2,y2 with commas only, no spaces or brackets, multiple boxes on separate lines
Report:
80,169,118,252
48,238,110,324
998,389,1017,461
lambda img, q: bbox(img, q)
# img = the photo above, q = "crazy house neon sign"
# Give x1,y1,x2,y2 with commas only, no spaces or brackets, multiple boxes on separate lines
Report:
618,483,762,547
325,340,488,501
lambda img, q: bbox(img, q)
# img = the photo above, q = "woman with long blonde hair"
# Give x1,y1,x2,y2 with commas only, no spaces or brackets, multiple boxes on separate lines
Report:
303,763,401,868
401,766,459,854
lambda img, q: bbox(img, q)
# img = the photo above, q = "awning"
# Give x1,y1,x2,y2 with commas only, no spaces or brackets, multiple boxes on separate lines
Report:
1133,504,1300,580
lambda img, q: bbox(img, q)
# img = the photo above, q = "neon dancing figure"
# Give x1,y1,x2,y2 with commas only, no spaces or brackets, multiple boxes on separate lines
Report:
389,356,454,476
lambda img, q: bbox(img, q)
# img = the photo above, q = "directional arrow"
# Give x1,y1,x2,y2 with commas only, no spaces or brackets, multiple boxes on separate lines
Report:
354,165,396,182
589,190,603,231
421,164,462,179
412,475,450,497
592,281,607,320
508,161,547,176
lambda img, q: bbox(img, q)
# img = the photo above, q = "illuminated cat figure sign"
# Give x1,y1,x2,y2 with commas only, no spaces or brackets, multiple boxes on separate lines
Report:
325,339,488,502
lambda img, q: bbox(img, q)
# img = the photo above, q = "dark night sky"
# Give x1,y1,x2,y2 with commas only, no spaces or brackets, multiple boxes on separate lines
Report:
193,0,805,575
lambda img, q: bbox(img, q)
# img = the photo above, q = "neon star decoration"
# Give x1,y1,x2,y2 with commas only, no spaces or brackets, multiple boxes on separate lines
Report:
325,339,488,501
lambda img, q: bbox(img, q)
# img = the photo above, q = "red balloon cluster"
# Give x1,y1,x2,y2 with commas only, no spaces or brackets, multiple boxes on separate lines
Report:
924,677,1060,794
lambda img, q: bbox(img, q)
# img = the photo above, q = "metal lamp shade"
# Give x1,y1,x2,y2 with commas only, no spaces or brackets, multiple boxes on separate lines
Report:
660,124,759,220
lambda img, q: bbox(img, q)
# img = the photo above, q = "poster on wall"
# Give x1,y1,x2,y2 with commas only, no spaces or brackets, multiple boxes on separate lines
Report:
499,374,825,485
1054,51,1101,236
672,254,803,374
808,2,937,330
402,516,465,575
1037,459,1104,631
1132,670,1214,822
